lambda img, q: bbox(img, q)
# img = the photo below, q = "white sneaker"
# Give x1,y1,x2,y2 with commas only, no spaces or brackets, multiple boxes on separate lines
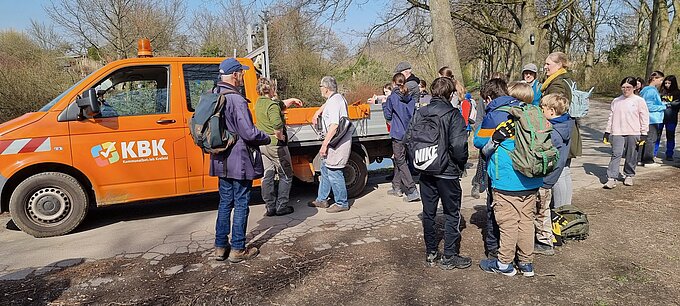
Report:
604,179,617,189
623,176,634,186
644,163,661,168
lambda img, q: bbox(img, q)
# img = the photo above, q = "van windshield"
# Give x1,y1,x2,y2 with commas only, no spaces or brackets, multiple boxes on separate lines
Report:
38,72,93,112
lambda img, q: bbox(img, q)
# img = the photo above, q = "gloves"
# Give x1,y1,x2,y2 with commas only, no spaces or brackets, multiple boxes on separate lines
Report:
638,135,647,146
492,119,515,144
603,132,610,145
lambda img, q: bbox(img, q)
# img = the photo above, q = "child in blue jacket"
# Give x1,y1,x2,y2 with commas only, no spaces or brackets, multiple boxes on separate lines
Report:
474,78,543,277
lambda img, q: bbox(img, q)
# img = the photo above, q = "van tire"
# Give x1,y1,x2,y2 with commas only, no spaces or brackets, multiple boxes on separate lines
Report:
9,172,88,238
344,151,368,198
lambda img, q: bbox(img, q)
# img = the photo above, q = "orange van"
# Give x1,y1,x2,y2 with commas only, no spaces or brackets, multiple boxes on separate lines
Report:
0,56,391,237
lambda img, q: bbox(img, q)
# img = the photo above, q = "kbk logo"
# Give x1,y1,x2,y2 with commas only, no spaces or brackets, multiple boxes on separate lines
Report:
91,140,167,167
91,142,119,166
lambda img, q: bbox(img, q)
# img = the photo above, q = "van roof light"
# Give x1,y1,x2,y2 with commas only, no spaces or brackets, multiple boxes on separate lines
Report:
138,38,152,58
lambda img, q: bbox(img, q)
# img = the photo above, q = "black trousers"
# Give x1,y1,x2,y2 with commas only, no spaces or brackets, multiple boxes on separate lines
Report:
420,174,463,257
641,123,661,163
391,139,416,193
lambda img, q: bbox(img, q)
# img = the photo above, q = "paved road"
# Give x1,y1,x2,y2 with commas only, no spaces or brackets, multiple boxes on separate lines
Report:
1,99,678,280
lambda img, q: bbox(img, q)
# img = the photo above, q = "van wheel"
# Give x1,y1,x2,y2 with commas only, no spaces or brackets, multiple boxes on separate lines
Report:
9,172,88,238
344,151,368,198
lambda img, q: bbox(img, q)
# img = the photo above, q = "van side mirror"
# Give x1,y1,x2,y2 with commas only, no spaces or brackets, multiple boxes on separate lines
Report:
75,88,100,119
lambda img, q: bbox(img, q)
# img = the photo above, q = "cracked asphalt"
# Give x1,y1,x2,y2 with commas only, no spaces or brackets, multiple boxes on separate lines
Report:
1,99,678,282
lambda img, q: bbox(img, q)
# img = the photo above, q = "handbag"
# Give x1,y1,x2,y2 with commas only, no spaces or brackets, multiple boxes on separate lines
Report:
328,116,353,148
327,94,354,148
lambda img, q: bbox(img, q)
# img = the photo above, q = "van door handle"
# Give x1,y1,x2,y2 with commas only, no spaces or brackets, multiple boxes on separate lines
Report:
156,119,176,124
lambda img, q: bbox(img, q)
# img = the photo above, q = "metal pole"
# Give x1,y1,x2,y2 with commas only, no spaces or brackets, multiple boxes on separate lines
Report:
246,24,253,53
263,12,271,79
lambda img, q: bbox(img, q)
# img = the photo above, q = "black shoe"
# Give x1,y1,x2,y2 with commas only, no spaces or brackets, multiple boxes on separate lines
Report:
438,254,472,270
534,243,555,256
425,250,439,267
471,185,480,199
276,206,294,216
264,208,276,217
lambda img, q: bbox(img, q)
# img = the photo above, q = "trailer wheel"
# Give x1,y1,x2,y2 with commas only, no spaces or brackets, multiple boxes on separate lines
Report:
9,172,88,238
344,151,368,198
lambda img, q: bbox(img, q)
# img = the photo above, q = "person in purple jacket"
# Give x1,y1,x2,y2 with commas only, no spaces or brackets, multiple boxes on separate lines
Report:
383,73,420,202
211,58,272,263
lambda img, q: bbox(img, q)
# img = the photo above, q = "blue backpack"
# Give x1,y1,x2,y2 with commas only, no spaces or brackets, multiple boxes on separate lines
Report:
565,80,593,118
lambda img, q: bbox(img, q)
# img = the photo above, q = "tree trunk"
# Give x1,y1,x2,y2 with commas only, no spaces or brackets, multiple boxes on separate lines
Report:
653,0,680,70
583,0,597,86
563,6,575,53
514,1,543,67
646,0,661,78
429,0,464,81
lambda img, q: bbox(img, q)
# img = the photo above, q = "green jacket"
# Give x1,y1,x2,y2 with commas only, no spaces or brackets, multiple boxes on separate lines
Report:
255,96,286,146
542,73,573,102
542,73,581,158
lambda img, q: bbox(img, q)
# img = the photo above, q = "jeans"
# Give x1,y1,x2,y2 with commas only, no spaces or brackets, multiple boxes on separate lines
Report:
215,178,252,250
420,174,463,257
642,123,663,163
316,159,348,208
607,135,640,179
654,121,677,159
471,153,487,192
484,177,499,256
391,139,416,194
261,145,294,211
552,158,573,207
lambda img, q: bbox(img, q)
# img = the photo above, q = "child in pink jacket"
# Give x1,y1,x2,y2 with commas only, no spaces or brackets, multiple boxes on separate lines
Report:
603,77,650,189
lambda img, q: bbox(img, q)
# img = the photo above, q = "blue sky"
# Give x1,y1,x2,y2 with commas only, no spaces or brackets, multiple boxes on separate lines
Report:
0,0,383,46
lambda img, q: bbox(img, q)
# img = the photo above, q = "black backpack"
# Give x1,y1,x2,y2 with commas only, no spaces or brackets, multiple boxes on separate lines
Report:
405,104,453,175
189,88,239,154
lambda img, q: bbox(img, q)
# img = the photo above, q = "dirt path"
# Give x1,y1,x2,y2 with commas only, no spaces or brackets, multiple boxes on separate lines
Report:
2,167,679,306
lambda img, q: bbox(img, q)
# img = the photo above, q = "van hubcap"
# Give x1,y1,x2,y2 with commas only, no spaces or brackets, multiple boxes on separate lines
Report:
27,188,71,223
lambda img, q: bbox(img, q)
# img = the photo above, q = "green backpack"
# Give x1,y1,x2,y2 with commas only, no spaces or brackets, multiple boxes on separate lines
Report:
554,205,589,240
499,104,559,177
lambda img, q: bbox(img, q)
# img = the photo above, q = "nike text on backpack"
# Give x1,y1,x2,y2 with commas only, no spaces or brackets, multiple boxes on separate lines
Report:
498,104,559,178
565,80,594,118
189,91,239,154
405,106,454,175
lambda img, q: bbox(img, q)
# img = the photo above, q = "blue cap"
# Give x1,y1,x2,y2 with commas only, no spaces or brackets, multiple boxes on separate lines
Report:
219,58,250,75
465,93,472,100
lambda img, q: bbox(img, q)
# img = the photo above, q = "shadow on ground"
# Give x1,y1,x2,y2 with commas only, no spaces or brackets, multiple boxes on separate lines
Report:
0,258,84,304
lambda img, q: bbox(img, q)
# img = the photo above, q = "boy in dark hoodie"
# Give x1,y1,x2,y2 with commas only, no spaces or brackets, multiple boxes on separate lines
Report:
534,94,574,255
407,77,471,270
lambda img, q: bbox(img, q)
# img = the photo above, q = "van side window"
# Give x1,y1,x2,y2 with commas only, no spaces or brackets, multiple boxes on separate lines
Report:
93,66,170,117
182,64,219,111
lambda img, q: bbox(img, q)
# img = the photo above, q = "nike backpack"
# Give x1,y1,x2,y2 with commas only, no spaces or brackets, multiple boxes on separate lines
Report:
405,105,454,175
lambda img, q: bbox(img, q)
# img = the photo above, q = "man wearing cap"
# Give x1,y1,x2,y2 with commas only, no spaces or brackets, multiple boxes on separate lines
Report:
522,63,542,106
395,61,421,106
211,58,272,263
